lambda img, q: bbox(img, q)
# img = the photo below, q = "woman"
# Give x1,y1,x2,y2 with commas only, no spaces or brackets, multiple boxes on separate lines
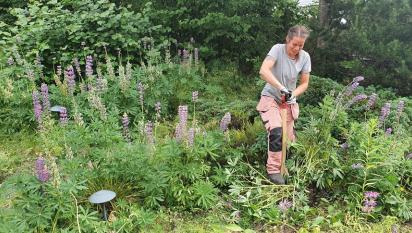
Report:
257,25,311,184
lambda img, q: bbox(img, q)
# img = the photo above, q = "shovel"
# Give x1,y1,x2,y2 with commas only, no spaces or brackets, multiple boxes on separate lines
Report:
280,95,289,176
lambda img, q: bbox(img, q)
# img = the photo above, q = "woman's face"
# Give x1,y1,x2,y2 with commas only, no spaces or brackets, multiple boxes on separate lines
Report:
286,36,306,57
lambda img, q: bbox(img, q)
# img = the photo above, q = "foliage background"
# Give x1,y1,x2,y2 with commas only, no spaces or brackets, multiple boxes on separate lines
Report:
0,0,411,232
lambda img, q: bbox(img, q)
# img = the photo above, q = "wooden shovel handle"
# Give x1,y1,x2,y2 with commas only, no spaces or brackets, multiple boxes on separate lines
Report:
280,103,289,176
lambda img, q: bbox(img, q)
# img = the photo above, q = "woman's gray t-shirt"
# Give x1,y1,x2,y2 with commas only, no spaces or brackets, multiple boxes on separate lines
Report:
261,44,311,102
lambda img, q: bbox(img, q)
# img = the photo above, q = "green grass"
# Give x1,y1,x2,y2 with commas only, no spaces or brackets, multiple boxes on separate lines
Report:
0,131,40,183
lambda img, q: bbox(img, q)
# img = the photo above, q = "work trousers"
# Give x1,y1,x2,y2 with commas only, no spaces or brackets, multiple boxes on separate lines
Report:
256,95,299,174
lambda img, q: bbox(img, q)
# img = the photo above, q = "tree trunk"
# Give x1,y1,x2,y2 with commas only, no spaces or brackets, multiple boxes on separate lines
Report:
319,0,330,28
318,0,330,48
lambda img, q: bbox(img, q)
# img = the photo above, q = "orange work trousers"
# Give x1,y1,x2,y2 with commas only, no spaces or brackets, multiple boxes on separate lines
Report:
256,95,299,174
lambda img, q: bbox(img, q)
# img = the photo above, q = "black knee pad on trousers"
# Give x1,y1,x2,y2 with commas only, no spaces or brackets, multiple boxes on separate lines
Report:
269,127,282,152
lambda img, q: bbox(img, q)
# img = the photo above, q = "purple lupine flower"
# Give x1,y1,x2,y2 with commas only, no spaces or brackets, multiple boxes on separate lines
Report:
340,142,349,150
347,94,367,107
175,105,189,142
379,103,391,126
396,100,404,121
7,57,14,66
278,199,293,213
175,123,184,142
145,121,154,144
364,199,377,208
137,81,144,107
178,105,188,126
59,107,68,125
56,65,62,77
366,93,377,110
385,128,392,136
220,112,231,132
345,82,359,96
40,83,50,113
64,65,76,95
188,128,195,146
353,76,364,82
35,157,49,183
351,163,364,169
194,48,199,65
73,58,82,78
85,55,93,77
32,91,42,123
192,91,198,102
362,191,379,213
365,191,380,199
122,113,130,142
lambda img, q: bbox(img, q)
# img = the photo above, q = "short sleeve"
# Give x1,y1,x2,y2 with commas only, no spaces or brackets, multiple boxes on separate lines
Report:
301,52,311,73
267,44,282,60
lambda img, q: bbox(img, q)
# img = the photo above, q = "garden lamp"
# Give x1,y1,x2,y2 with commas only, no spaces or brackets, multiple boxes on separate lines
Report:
88,190,116,221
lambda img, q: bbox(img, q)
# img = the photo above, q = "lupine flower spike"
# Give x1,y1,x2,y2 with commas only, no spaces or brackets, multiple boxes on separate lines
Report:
41,83,50,113
85,55,93,78
73,58,82,79
396,100,404,122
175,105,188,141
64,65,76,95
145,121,154,144
379,103,391,127
278,199,293,213
362,191,379,213
192,91,198,102
366,93,377,110
59,107,68,125
220,113,231,132
35,157,49,183
32,91,42,123
188,128,195,146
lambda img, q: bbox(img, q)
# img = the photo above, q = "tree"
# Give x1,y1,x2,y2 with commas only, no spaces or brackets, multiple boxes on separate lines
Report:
309,0,412,96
